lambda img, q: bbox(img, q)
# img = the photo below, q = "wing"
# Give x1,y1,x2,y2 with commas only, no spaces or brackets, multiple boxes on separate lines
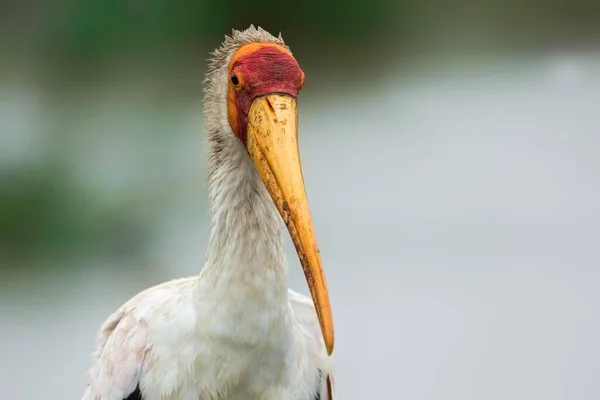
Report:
82,277,195,400
289,289,336,400
82,307,147,400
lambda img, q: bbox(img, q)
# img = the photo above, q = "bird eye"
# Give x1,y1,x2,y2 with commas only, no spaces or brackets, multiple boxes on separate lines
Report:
231,72,240,87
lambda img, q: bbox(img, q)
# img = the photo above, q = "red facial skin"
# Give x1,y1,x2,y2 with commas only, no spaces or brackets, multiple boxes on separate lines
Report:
227,43,305,144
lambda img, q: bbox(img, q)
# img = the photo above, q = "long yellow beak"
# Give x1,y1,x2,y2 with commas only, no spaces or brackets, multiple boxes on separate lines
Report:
246,94,334,355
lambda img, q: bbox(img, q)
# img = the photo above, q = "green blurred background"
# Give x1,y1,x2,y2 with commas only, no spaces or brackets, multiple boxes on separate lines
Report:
2,0,599,273
1,1,600,399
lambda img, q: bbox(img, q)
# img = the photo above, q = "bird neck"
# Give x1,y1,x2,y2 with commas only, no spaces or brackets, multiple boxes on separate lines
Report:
201,130,289,303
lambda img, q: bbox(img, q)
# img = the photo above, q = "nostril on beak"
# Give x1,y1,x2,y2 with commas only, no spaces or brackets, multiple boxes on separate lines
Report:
266,96,277,113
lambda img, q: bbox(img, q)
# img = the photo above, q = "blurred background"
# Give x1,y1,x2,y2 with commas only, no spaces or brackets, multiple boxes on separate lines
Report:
1,0,599,399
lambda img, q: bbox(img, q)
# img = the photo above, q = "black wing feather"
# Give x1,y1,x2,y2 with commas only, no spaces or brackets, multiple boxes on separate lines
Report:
314,369,323,400
124,386,142,400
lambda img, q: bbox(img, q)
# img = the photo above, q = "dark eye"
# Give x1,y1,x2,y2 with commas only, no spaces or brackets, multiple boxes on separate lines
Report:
231,72,240,86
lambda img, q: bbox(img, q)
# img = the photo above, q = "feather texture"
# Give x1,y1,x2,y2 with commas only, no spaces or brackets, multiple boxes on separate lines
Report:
83,25,335,400
83,278,332,400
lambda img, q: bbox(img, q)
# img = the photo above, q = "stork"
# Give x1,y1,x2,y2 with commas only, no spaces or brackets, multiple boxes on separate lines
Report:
82,26,335,400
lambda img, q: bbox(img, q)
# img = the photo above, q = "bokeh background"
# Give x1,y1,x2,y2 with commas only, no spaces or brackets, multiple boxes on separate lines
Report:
1,1,600,399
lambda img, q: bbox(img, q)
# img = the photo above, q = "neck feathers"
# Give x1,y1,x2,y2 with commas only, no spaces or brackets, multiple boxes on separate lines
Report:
202,130,287,293
198,25,292,309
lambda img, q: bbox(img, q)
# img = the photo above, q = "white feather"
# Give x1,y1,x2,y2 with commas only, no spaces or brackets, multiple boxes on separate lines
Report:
83,26,335,400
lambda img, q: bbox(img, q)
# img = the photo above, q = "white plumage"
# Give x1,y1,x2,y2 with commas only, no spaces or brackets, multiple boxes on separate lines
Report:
82,26,335,400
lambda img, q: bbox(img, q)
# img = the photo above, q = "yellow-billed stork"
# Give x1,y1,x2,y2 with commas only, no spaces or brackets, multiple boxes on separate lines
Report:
82,25,335,400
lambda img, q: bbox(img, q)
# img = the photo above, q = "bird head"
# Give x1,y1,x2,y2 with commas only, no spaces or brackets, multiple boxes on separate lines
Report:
203,26,334,355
